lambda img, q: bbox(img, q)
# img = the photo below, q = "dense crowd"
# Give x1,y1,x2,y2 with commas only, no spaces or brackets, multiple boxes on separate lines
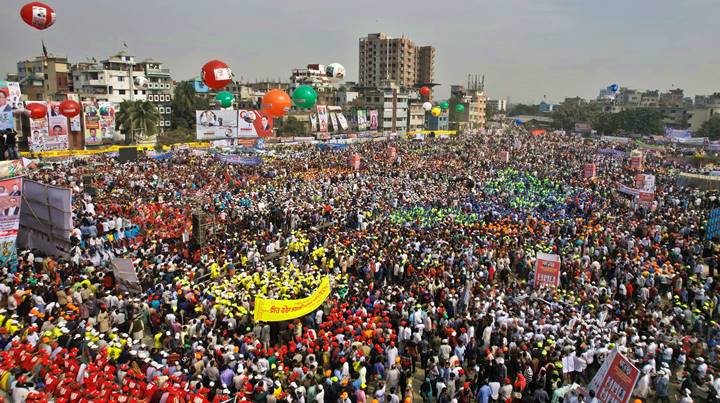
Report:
1,129,719,403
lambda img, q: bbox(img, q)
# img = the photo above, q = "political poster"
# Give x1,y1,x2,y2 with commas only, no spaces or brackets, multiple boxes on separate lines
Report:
216,154,262,166
629,151,643,170
0,159,32,180
98,102,116,139
317,105,329,133
0,177,22,268
588,350,640,403
193,80,210,93
0,82,23,131
349,153,361,170
368,110,379,131
309,114,318,132
643,174,655,192
357,110,368,131
27,101,51,152
534,252,561,288
583,163,597,179
337,112,349,131
707,209,720,240
637,191,654,210
330,112,339,132
238,110,273,138
196,110,238,140
83,101,103,145
254,276,331,322
45,101,69,151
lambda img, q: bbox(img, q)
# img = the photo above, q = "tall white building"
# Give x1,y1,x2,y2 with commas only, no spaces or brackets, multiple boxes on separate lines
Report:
71,52,148,103
361,82,410,133
486,98,507,112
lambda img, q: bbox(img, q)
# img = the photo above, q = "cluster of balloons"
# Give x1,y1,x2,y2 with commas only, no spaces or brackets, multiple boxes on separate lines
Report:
607,83,621,101
20,2,55,30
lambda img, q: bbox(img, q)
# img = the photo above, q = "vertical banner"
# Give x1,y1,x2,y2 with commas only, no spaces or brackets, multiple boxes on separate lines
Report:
309,114,318,132
337,112,349,131
316,105,329,133
46,101,69,151
534,252,561,288
368,110,379,131
634,174,645,189
583,163,597,179
643,174,655,192
498,151,510,162
330,112,339,132
27,101,50,152
588,350,640,403
629,150,644,170
0,82,23,131
0,177,22,268
357,110,367,131
707,209,720,240
98,102,116,139
83,101,102,145
349,153,361,170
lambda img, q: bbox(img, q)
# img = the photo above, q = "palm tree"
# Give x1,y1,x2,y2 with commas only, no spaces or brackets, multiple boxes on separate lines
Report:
172,81,209,129
116,100,160,144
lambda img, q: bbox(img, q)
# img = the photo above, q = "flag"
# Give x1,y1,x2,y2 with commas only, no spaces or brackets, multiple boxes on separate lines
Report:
42,40,48,61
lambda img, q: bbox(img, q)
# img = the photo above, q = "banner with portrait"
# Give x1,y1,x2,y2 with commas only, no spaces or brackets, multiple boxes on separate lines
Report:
83,101,102,145
98,102,116,139
0,177,22,268
44,101,69,151
357,110,368,131
330,112,339,132
337,112,349,131
0,82,23,131
254,276,331,322
196,110,239,140
534,252,561,288
27,101,50,153
237,110,273,138
369,110,379,131
316,105,329,133
309,114,318,132
587,349,639,403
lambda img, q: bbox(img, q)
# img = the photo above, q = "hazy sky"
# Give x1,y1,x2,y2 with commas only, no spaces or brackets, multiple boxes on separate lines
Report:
4,0,719,103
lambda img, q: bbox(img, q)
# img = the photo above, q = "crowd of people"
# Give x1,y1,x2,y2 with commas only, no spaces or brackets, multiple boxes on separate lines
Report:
0,128,719,402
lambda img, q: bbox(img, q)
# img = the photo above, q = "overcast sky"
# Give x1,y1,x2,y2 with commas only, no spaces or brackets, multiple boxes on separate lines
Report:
4,0,719,103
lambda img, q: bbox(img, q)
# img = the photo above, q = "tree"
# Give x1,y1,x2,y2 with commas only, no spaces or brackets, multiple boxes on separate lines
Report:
552,102,602,131
507,103,541,116
276,116,307,136
698,116,720,140
116,100,161,144
590,108,665,135
172,81,209,129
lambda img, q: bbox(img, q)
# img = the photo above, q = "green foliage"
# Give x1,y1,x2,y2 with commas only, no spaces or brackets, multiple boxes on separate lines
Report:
116,100,161,144
507,103,540,116
276,116,307,136
698,116,720,140
591,108,665,135
551,102,602,131
156,128,196,146
172,81,210,129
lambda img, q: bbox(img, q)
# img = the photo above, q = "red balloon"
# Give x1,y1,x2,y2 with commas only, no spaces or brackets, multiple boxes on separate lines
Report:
419,87,430,97
201,60,232,90
59,100,81,118
26,103,47,119
20,2,56,30
261,89,292,118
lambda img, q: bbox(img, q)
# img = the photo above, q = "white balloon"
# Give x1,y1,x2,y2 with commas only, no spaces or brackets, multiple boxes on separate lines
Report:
422,102,433,111
325,63,346,81
134,76,149,88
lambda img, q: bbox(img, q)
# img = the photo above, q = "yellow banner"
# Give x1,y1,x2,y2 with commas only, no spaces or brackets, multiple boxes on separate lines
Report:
20,142,212,159
254,276,331,322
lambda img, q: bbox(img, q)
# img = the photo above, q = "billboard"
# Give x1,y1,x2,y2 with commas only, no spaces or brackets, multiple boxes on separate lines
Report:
0,177,22,268
357,110,368,131
196,110,238,140
238,110,273,138
98,101,116,139
588,350,640,403
27,101,50,152
18,179,73,258
45,101,69,151
337,112,349,131
317,105,329,133
368,110,379,131
193,80,210,93
0,82,23,131
534,252,561,288
82,101,102,145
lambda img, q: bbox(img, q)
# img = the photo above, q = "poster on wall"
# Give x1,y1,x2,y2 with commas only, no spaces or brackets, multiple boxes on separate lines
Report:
330,112,339,132
316,105,329,133
309,114,318,132
357,110,367,131
0,82,23,131
98,102,116,139
238,110,273,138
83,101,102,145
0,177,22,269
27,101,50,152
368,110,379,131
337,112,349,131
45,101,69,151
196,110,238,140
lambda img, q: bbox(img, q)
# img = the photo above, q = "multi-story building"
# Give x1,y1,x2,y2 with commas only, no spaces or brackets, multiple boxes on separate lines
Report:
486,98,508,113
427,110,449,131
688,93,720,132
621,89,642,107
640,90,659,108
449,84,487,131
138,59,174,131
659,88,684,107
360,82,410,134
71,51,148,103
358,33,435,90
16,56,71,101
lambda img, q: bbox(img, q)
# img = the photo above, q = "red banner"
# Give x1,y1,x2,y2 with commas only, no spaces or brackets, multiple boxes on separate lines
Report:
630,156,643,170
498,151,509,163
349,153,361,170
583,163,596,179
595,352,640,403
534,253,560,288
637,191,654,210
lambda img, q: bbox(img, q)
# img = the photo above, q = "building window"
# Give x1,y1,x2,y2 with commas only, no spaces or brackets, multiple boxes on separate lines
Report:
119,89,126,95
165,120,171,126
118,76,125,82
159,107,165,114
166,107,172,114
159,120,165,127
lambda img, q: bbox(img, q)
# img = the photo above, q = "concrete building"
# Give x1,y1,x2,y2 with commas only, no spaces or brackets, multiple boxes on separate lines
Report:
358,33,435,90
16,56,71,101
360,82,410,134
486,98,508,113
71,52,148,103
138,59,173,131
449,84,486,131
688,94,720,132
659,88,684,107
427,110,449,131
640,90,659,108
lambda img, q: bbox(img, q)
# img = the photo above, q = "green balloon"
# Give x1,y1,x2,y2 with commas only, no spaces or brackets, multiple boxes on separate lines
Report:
455,104,465,112
292,85,318,109
215,91,235,108
440,101,449,110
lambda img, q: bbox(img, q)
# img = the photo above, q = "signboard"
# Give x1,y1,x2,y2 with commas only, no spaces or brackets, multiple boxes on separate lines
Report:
588,350,640,403
309,114,318,132
583,163,597,179
707,208,720,240
215,154,262,166
111,258,142,294
534,252,561,288
634,174,645,189
0,177,22,268
531,129,547,136
196,110,239,140
42,101,69,151
349,153,361,170
337,112,349,131
637,191,654,210
18,179,73,258
316,105,329,133
27,101,50,152
254,276,331,322
387,146,397,161
330,112,339,132
368,110,379,131
357,110,368,131
574,123,592,133
498,150,510,162
0,82,23,131
238,110,273,138
82,101,102,145
193,80,210,93
643,174,655,192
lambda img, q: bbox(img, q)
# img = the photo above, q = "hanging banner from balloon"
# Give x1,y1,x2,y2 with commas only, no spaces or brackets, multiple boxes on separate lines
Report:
42,101,69,151
201,60,232,90
336,112,349,131
309,114,318,132
0,82,24,131
316,105,329,133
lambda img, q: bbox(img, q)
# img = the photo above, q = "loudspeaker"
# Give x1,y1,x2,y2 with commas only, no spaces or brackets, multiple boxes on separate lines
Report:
118,147,138,163
192,212,206,245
